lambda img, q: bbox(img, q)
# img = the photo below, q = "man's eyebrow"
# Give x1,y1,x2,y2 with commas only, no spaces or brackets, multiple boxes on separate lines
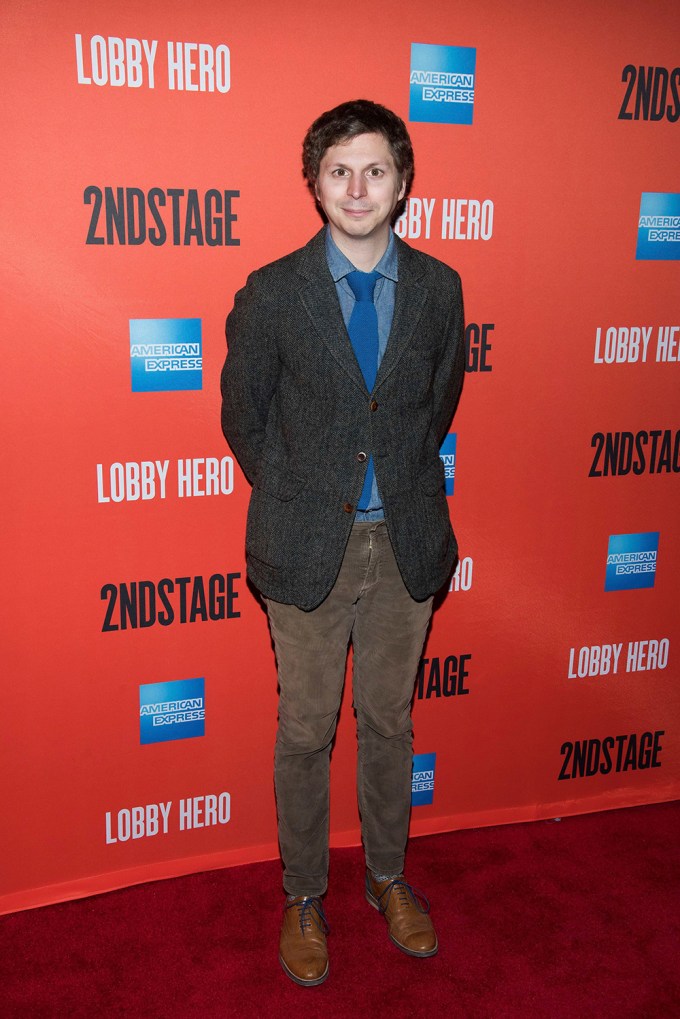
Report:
328,159,388,169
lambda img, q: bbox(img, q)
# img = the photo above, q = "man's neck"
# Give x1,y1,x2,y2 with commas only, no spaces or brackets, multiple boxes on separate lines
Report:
328,227,390,272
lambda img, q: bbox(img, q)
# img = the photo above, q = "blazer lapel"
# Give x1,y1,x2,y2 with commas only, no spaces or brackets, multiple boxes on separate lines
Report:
374,237,428,389
296,231,367,392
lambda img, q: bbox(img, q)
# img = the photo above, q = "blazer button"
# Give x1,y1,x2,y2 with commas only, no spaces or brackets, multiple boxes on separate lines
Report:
370,399,378,412
343,502,354,513
357,451,367,462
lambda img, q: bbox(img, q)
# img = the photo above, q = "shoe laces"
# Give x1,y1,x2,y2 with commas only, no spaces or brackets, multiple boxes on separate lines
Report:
285,896,330,937
376,879,431,916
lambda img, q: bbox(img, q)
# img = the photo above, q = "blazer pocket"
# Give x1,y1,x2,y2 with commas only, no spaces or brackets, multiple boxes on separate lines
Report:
418,457,446,496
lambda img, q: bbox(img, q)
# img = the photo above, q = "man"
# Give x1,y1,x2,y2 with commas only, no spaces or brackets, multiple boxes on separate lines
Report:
221,99,464,986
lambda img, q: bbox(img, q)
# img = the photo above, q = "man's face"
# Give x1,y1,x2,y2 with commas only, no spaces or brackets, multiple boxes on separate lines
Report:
314,132,406,248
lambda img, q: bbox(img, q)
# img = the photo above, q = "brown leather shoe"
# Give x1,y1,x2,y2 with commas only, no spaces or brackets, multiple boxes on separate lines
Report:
279,896,329,986
366,873,438,957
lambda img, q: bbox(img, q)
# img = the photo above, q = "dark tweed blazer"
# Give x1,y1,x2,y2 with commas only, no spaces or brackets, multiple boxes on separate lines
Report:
221,229,465,610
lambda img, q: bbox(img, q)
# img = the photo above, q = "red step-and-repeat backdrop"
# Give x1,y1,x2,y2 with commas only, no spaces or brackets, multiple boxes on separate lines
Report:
2,0,678,913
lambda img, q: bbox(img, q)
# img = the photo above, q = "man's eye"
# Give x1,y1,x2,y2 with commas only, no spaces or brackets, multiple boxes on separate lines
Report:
333,168,349,176
368,168,383,177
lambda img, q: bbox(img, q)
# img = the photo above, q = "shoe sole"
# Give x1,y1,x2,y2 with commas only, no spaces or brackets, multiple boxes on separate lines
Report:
365,890,439,958
279,954,329,987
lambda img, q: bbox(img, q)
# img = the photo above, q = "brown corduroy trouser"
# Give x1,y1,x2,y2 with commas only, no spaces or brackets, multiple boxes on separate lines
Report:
265,520,433,897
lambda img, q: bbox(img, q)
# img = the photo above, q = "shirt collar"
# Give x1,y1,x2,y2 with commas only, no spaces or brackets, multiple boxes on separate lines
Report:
324,226,399,283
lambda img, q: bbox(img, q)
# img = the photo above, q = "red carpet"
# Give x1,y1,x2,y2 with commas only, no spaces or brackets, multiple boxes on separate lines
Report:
2,801,679,1018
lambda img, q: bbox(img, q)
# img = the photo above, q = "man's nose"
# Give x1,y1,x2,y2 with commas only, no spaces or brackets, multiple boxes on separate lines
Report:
347,172,367,199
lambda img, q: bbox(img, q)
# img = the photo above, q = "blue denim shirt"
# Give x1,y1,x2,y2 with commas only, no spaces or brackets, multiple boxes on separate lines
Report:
324,227,398,520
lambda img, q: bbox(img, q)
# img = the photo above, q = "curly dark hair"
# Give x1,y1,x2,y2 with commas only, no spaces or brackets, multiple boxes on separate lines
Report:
302,99,415,212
